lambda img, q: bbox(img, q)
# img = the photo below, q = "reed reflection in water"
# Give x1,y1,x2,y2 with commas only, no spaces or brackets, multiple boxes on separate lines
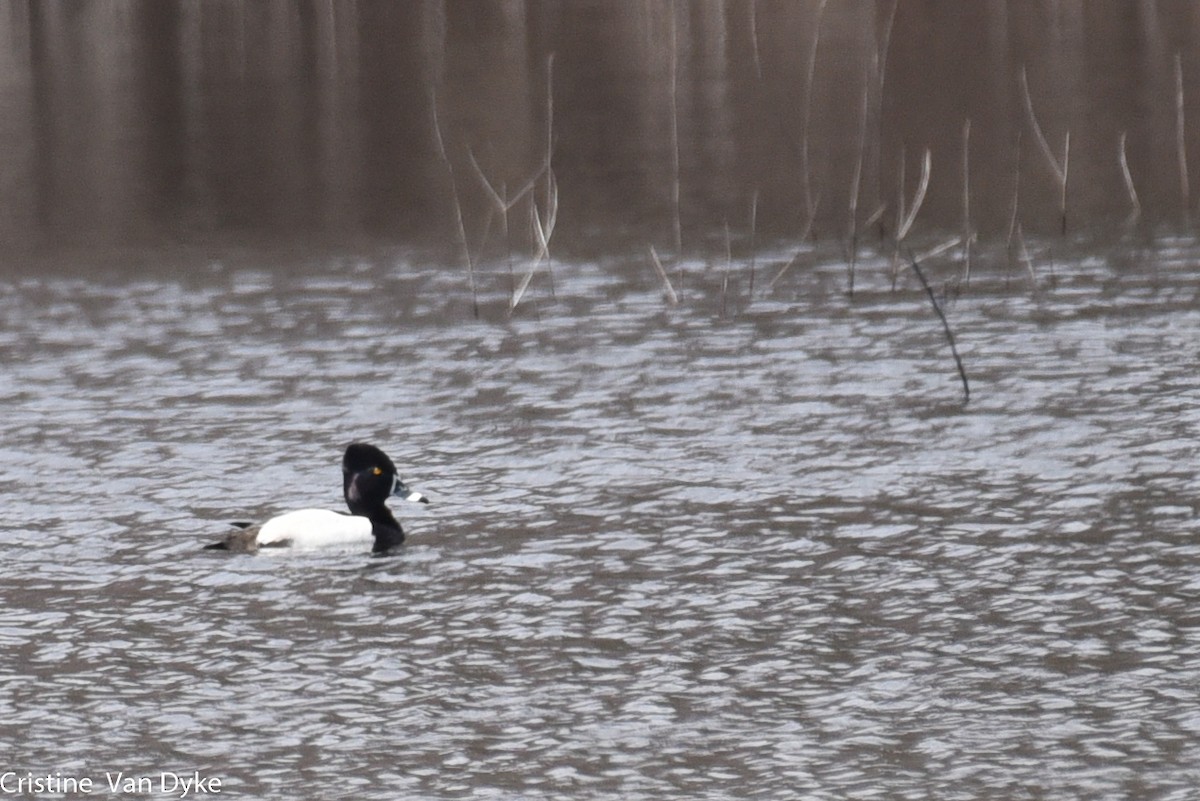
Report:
1,1,1199,259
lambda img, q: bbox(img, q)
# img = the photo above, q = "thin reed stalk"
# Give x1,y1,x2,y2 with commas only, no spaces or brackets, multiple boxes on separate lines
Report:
961,120,970,230
668,3,682,255
543,53,557,298
511,170,558,314
545,53,555,211
767,248,804,291
847,56,872,297
799,0,828,229
889,145,906,286
1118,131,1141,223
1016,223,1036,286
1176,53,1190,217
749,0,762,81
864,204,887,231
909,255,970,406
510,56,559,314
897,148,931,242
875,0,899,120
499,183,515,301
768,253,796,291
892,148,930,288
800,189,823,241
432,90,479,318
468,149,545,305
916,236,963,264
648,245,679,305
448,175,478,318
868,0,899,216
1005,130,1022,258
466,150,545,226
1060,132,1070,234
961,118,973,285
1018,66,1069,234
748,190,758,297
721,221,732,317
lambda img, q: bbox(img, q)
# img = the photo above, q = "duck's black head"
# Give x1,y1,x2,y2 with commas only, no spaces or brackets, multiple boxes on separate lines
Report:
342,443,397,512
341,442,429,552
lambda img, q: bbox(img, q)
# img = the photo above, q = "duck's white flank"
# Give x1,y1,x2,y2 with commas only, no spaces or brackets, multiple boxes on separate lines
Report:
256,509,373,548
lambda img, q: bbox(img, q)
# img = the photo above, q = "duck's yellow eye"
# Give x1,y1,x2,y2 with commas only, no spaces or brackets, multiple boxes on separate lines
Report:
372,467,382,476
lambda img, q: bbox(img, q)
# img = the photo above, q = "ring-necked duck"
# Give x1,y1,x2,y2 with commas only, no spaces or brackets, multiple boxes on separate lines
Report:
205,443,429,554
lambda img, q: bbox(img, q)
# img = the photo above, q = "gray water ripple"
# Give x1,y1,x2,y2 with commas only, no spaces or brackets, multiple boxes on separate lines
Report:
1,254,1199,798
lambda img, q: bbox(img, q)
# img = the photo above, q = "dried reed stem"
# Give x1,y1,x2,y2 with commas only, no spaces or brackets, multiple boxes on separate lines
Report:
767,248,804,291
1060,132,1070,234
748,190,758,297
961,119,971,230
889,145,906,286
876,0,899,105
467,149,546,291
467,149,545,306
543,53,557,298
847,56,872,297
864,204,887,230
868,0,899,214
1016,223,1036,286
509,56,560,314
1005,130,1022,251
800,0,828,229
1176,53,1190,215
961,118,972,284
432,90,479,319
1018,66,1069,233
545,53,555,209
749,0,762,81
669,3,682,254
511,170,558,314
1118,131,1140,221
648,245,679,306
799,189,823,241
721,221,732,317
466,150,545,218
916,236,963,264
897,149,931,241
891,148,930,288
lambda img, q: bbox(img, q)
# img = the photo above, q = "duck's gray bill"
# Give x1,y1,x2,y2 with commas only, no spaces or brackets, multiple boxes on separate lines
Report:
392,477,430,505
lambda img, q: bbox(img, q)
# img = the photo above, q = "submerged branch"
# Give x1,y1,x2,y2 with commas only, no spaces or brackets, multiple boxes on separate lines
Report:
909,255,970,406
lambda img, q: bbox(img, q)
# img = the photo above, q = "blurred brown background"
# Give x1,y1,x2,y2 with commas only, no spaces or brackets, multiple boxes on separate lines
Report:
1,1,1196,258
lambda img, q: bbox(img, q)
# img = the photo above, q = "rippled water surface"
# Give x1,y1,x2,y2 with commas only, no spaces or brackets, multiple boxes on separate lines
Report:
2,246,1199,800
